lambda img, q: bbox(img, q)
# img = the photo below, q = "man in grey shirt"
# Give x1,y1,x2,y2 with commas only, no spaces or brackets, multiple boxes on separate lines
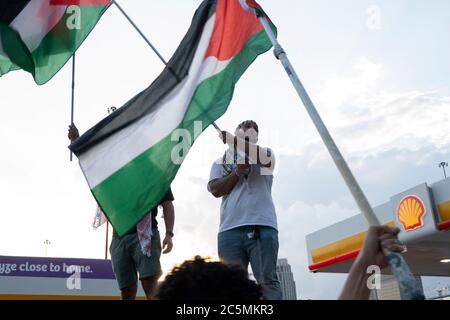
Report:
207,120,282,300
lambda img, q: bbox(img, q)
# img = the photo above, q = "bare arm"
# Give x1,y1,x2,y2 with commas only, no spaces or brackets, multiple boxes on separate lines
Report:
207,164,250,198
207,173,240,198
161,201,175,254
338,226,403,300
338,255,372,300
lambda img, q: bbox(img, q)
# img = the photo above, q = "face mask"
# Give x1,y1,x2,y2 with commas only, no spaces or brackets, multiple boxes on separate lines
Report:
235,128,258,144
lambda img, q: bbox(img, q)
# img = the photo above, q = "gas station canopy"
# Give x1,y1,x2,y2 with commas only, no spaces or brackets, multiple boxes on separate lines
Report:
306,178,450,276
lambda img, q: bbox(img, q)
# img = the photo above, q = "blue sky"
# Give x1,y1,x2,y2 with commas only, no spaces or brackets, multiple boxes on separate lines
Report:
0,0,449,299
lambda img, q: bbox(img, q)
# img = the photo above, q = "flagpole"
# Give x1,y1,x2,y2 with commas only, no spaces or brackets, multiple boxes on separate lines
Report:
70,54,76,161
102,106,118,260
105,221,109,260
256,15,424,299
110,0,223,135
111,0,168,65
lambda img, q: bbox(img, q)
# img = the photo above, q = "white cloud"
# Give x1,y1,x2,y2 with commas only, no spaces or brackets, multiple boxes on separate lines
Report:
318,57,382,111
314,57,450,158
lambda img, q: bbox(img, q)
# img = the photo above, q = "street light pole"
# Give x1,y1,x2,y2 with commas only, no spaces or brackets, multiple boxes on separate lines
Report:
43,240,51,257
439,162,448,179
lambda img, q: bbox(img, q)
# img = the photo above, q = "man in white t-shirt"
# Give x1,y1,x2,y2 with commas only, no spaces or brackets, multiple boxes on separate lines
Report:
207,120,282,300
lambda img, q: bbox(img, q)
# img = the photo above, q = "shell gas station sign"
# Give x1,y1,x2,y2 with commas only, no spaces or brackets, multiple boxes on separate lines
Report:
397,195,427,232
391,183,439,243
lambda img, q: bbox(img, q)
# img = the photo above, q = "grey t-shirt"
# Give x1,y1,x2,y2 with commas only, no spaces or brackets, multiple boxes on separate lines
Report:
209,153,278,233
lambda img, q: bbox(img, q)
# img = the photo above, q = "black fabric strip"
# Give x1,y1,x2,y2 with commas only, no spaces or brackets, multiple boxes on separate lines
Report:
0,0,31,25
69,0,217,155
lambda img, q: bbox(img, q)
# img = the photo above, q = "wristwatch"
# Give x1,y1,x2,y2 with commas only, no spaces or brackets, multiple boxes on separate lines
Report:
166,231,174,238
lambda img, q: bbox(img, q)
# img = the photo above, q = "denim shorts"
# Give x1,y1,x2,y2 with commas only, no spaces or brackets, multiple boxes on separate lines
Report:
109,230,162,290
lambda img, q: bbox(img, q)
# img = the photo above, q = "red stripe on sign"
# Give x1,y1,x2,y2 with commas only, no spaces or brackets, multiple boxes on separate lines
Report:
50,0,111,5
204,0,263,61
438,220,450,231
308,250,360,271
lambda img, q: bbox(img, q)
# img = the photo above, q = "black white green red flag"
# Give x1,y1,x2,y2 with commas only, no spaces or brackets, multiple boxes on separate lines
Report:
0,0,110,84
69,0,277,236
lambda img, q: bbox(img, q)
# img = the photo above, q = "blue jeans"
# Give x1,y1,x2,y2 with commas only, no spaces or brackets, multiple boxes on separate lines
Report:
218,226,282,300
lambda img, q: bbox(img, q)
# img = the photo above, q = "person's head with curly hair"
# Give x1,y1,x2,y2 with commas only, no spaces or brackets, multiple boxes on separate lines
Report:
156,256,263,300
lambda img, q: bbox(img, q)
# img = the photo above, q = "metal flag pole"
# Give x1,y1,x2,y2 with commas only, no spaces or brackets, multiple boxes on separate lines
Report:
102,107,119,260
111,0,168,66
256,14,424,299
105,221,109,260
70,54,76,161
110,0,223,135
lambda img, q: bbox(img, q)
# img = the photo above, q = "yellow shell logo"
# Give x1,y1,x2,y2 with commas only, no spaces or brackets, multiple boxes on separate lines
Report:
397,195,426,231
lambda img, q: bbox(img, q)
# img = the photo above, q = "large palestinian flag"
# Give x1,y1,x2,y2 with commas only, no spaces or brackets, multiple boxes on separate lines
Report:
0,0,110,85
70,0,276,236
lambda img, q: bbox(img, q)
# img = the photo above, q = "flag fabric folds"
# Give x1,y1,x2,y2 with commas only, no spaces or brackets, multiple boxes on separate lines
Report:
0,0,110,84
69,0,276,236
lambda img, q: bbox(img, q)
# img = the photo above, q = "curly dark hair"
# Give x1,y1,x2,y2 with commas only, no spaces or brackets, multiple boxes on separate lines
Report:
236,120,259,133
156,256,263,300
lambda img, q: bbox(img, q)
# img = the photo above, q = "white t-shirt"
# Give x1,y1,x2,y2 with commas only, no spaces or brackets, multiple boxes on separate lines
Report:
209,153,278,233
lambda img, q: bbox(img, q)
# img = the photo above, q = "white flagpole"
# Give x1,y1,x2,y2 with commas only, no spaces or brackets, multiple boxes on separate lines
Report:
256,13,424,300
110,0,223,136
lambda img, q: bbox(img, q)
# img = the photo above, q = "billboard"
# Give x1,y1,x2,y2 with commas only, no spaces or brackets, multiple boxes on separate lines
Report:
0,255,144,300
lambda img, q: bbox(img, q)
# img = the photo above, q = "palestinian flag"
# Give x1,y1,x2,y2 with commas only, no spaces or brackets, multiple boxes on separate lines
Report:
70,0,276,236
0,0,110,85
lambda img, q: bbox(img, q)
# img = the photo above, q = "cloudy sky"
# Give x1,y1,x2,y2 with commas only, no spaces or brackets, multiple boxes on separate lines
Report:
1,0,449,299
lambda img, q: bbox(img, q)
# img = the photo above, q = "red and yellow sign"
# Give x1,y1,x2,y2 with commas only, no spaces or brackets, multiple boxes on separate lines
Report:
397,195,427,231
